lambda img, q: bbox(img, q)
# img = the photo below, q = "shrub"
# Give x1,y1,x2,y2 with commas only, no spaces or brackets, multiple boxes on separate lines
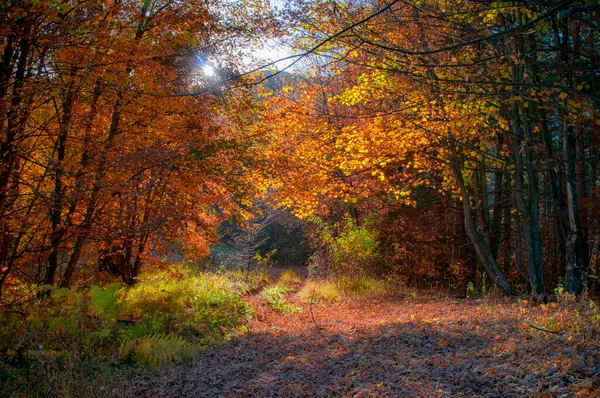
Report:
309,214,380,276
331,215,379,271
0,265,254,398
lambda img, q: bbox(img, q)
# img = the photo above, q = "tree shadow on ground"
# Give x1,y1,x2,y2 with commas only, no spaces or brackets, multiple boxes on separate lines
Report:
126,309,598,397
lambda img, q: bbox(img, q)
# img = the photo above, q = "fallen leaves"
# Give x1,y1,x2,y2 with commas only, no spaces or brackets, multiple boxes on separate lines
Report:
126,289,600,397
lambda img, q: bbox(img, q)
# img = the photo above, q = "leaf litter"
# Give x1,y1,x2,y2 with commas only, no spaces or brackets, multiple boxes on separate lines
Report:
126,289,600,397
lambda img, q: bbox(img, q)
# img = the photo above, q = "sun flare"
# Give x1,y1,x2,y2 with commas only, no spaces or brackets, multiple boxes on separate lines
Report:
203,64,216,77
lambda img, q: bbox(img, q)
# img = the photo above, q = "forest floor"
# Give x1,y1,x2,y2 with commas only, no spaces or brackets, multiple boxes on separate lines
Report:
126,273,600,397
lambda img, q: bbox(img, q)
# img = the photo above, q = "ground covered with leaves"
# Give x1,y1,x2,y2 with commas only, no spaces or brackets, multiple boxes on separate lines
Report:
126,283,600,397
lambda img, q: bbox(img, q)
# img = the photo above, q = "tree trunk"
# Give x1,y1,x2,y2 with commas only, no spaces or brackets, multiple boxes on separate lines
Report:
490,136,505,262
510,99,545,301
563,120,588,294
60,95,122,288
44,73,76,286
449,151,512,296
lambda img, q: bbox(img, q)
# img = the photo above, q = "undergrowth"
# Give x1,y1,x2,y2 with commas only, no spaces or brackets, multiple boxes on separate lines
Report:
218,268,271,294
526,297,600,340
300,276,398,303
278,270,302,287
261,285,301,314
0,264,253,396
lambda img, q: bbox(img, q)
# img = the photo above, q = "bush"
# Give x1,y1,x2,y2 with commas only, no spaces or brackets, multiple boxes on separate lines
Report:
331,215,379,270
309,214,380,277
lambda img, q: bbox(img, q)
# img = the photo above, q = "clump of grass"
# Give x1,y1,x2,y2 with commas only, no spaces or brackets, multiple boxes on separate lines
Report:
218,269,271,294
300,280,342,303
300,277,398,303
261,285,301,314
278,269,302,287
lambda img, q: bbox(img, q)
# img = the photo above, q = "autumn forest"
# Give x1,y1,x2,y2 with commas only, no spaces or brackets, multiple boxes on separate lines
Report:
1,0,600,396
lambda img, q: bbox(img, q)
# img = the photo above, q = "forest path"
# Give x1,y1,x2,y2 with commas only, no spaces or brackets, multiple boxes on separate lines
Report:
127,284,600,397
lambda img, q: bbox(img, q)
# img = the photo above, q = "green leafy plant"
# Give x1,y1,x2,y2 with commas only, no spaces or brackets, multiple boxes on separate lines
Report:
90,283,120,315
590,300,599,321
254,249,277,267
466,281,476,298
554,282,565,301
118,273,251,346
309,214,380,276
261,285,300,313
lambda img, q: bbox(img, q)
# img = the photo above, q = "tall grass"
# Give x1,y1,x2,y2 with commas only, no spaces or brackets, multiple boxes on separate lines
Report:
299,277,399,303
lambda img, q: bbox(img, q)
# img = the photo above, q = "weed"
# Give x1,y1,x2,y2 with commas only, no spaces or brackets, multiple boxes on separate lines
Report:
554,282,565,301
261,285,301,314
466,281,476,298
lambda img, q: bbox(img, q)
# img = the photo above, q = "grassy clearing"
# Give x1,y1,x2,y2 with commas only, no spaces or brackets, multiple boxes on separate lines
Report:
299,276,400,303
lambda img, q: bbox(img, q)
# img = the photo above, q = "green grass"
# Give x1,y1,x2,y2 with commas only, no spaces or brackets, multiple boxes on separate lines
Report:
261,285,301,314
120,271,251,343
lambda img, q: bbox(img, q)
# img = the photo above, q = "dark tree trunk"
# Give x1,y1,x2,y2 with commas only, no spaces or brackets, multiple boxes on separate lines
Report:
449,151,512,296
44,74,76,286
510,98,545,302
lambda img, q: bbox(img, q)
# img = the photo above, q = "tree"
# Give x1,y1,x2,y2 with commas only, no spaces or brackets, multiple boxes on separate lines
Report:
0,0,278,294
252,0,599,297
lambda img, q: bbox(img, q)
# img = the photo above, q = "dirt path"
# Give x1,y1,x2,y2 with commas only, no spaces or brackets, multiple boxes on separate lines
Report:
127,287,600,397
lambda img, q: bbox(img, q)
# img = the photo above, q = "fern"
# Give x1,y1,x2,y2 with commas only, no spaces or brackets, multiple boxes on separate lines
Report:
119,333,195,370
90,284,120,315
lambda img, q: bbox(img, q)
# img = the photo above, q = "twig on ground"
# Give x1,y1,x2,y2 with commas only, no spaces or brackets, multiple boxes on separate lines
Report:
309,281,322,330
529,324,560,334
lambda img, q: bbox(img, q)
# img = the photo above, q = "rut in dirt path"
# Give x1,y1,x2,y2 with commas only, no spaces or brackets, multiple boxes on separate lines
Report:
126,286,600,397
